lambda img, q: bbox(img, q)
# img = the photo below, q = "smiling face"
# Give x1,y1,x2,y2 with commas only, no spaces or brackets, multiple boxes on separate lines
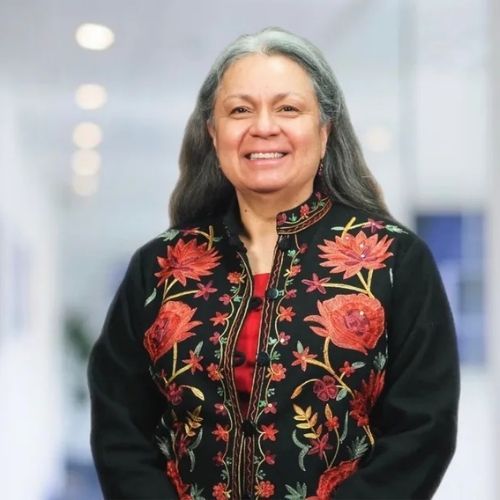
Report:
208,54,329,202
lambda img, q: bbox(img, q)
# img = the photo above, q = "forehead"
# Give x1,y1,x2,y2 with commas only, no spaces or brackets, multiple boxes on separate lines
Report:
216,53,316,99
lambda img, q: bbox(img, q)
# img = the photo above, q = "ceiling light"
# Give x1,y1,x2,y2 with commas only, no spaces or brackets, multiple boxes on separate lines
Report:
75,84,108,110
72,172,99,197
71,149,101,176
75,23,114,50
72,122,102,149
365,127,393,153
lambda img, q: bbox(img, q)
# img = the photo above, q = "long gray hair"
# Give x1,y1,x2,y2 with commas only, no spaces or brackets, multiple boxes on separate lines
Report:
169,27,391,226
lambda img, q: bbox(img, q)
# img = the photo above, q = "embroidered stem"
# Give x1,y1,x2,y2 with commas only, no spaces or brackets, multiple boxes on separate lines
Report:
322,283,368,295
166,290,197,301
341,217,357,238
163,278,179,302
363,425,375,446
356,272,374,298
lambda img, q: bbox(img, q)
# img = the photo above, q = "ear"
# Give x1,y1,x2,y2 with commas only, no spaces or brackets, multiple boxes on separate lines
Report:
207,120,217,149
320,122,331,157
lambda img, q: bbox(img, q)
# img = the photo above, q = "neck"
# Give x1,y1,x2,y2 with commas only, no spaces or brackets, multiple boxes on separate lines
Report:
236,186,313,243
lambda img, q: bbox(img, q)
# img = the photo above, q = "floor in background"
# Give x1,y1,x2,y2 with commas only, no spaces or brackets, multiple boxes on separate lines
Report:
61,367,494,500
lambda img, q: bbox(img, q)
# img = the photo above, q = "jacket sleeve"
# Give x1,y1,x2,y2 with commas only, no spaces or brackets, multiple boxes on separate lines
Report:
87,249,178,500
334,236,460,500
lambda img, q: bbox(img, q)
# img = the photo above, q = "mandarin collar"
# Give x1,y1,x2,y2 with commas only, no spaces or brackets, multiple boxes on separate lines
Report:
222,188,332,241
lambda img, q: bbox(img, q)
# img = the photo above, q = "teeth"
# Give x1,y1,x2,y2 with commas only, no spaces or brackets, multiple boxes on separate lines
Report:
249,152,284,160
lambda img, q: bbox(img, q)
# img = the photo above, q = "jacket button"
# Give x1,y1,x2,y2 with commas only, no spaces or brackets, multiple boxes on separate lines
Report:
233,350,246,367
241,419,257,437
278,236,291,250
256,351,270,366
249,296,263,310
266,288,280,300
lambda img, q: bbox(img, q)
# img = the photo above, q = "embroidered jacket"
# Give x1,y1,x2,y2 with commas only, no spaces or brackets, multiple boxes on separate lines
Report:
88,191,459,500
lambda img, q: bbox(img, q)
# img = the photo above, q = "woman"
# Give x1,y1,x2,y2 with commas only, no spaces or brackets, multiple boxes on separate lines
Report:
88,27,459,499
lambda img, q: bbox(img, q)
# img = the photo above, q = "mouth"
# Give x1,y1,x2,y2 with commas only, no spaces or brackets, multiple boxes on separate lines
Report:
245,152,288,160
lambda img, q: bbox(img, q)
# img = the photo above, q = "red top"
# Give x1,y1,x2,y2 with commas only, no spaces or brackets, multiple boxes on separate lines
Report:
234,273,270,416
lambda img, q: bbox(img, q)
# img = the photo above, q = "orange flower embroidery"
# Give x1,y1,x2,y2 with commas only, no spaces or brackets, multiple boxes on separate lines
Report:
267,363,287,382
305,294,385,354
318,230,393,279
260,423,279,441
155,238,221,287
349,369,386,426
278,306,295,322
314,459,360,499
212,423,230,442
144,301,202,363
255,480,275,498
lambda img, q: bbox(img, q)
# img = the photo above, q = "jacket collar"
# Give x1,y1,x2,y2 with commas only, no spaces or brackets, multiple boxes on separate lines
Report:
222,187,332,242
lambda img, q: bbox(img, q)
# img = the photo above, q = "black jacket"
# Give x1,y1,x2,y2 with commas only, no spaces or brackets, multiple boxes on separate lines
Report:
88,190,459,499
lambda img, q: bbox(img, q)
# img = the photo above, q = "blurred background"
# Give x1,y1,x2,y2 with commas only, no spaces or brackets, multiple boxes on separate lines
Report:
0,0,498,498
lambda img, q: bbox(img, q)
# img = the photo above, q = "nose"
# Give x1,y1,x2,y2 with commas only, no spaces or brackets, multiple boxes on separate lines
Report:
249,109,280,137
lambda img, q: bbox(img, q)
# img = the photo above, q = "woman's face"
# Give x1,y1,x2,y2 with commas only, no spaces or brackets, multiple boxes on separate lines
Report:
208,54,329,201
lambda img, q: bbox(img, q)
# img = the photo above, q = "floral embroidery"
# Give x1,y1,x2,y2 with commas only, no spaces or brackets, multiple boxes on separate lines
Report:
142,207,404,498
155,238,221,286
144,301,201,362
314,458,360,499
318,230,393,279
304,294,385,355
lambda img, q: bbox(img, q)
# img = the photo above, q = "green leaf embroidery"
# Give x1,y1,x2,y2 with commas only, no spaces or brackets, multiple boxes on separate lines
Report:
292,430,310,472
374,352,387,371
340,411,349,443
194,341,203,356
336,387,348,401
348,435,369,459
331,226,345,231
160,228,180,241
385,224,407,234
352,361,365,369
284,482,308,500
144,288,157,307
189,484,206,500
296,340,304,353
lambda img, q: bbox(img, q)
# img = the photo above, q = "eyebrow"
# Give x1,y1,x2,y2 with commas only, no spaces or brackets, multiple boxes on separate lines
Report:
222,92,304,103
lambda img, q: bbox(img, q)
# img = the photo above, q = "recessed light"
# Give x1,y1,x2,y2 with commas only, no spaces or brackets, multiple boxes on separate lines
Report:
75,23,114,51
75,84,108,110
72,122,102,149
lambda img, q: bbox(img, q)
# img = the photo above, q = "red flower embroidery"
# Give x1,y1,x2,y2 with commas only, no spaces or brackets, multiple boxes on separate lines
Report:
212,482,230,500
182,350,204,374
255,480,275,498
214,403,228,416
264,450,276,464
263,402,277,414
318,230,393,279
212,451,225,466
144,301,202,362
313,376,338,402
285,264,301,278
305,294,385,355
278,306,295,322
207,363,223,381
165,383,183,406
209,332,221,344
219,293,231,305
227,271,244,284
326,414,340,432
314,459,360,499
363,218,385,234
212,423,230,442
285,288,297,299
260,423,279,441
308,433,333,456
291,346,318,371
301,273,330,294
268,363,287,382
300,204,311,218
340,361,356,377
278,331,290,345
155,238,221,286
349,370,385,426
165,460,191,500
210,311,229,326
193,280,217,300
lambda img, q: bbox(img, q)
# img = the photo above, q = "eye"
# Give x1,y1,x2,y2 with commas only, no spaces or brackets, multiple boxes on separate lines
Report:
279,105,299,113
231,106,249,114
